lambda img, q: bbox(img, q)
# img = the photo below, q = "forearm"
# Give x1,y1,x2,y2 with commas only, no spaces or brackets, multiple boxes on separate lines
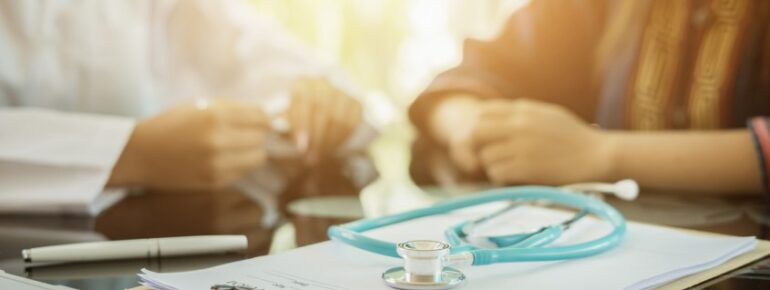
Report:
606,130,762,195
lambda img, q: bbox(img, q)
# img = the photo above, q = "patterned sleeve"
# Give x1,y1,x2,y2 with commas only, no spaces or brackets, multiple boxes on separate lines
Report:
407,0,608,136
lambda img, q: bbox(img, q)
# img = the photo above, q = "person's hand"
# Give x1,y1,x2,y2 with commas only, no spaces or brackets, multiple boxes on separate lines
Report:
444,100,484,176
110,100,269,190
424,94,485,176
470,99,614,185
287,77,362,164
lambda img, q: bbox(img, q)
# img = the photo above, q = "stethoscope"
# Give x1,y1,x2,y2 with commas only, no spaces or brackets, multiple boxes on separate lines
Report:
327,180,638,290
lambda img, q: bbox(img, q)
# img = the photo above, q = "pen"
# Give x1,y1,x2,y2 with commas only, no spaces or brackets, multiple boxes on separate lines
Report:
22,235,247,263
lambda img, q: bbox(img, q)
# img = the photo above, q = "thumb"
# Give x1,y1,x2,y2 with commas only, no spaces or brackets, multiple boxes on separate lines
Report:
449,138,481,175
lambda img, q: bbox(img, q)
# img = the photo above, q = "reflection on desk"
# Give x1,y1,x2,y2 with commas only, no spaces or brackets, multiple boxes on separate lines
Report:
0,189,270,290
96,189,274,257
25,254,244,280
0,157,370,290
22,254,243,290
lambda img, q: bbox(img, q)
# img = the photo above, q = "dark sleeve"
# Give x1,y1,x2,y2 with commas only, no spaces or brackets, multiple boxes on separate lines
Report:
409,0,608,134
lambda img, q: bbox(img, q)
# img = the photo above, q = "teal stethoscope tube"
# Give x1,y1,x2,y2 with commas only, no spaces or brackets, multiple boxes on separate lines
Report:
327,186,626,266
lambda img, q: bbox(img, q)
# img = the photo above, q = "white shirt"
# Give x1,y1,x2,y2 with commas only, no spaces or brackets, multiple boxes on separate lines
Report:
0,0,375,220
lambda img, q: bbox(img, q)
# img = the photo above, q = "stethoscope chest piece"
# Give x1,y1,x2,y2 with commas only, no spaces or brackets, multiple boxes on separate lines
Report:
382,240,466,290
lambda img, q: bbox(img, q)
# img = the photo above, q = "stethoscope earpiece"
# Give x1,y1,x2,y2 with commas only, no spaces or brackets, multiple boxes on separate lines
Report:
560,179,639,201
613,179,639,201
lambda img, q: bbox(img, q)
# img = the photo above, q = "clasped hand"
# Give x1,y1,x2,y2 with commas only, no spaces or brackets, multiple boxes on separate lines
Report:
448,99,615,185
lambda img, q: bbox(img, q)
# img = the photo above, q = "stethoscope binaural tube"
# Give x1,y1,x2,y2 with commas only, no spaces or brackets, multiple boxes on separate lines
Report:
327,186,626,266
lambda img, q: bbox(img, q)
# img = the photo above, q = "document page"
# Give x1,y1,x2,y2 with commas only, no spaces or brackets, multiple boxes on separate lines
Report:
140,205,756,290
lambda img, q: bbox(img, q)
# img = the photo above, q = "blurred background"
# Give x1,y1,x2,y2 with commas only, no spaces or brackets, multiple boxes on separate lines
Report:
243,0,530,201
251,0,528,123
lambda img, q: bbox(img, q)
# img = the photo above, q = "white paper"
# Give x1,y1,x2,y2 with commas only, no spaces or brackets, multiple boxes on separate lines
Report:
139,206,756,290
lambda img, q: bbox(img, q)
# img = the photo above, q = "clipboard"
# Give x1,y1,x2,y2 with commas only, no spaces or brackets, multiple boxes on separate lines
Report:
657,230,770,289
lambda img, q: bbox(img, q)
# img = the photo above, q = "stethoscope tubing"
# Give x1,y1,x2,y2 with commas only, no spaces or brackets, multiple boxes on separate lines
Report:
328,186,626,266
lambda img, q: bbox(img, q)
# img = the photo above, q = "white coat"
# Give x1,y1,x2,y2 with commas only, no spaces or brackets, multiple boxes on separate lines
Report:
0,0,375,222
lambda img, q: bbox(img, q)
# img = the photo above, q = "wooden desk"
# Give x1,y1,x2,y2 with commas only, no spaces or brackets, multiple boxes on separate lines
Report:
0,189,272,290
0,159,366,290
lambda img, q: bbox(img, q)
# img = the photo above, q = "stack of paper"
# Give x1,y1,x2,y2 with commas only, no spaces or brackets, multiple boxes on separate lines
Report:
139,205,756,290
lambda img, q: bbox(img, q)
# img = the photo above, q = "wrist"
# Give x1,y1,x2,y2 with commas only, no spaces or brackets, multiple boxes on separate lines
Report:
598,130,623,182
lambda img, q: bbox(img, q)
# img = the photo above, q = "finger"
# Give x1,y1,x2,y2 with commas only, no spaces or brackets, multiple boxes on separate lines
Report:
215,129,265,150
306,79,336,154
219,102,269,128
211,149,267,187
486,161,525,185
477,100,517,119
289,91,312,151
308,91,329,160
449,139,481,174
478,98,557,120
225,149,268,172
341,96,363,142
333,103,362,148
478,140,520,166
471,119,512,149
324,92,357,151
313,90,340,153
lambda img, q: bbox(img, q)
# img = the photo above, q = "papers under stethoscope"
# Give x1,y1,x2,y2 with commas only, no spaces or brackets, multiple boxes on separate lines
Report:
139,205,756,290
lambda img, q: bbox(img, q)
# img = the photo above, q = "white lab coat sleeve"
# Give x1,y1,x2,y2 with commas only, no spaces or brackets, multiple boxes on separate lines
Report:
0,108,134,215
